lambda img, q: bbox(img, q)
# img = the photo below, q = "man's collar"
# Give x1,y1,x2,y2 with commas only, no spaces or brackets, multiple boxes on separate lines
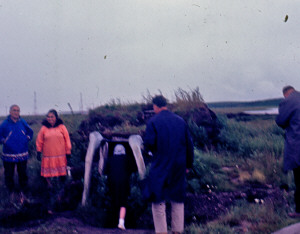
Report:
9,115,20,123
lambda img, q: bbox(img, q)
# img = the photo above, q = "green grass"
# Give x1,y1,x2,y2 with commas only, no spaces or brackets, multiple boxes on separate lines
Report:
184,111,296,233
185,199,299,234
0,92,296,233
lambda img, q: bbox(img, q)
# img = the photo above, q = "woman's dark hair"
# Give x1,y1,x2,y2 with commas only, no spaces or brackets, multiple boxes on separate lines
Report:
42,109,63,128
47,109,59,119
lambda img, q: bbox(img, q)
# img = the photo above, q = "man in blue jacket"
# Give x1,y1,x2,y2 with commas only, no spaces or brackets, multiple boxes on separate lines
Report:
0,105,33,201
144,95,194,234
276,86,300,218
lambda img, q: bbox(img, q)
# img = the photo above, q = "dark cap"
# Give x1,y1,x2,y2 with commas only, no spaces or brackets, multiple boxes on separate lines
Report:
152,95,167,108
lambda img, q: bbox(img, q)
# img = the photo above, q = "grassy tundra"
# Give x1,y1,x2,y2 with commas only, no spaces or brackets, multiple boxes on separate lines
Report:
0,91,298,233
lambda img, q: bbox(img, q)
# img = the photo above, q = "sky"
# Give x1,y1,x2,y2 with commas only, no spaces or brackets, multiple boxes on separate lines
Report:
0,0,300,116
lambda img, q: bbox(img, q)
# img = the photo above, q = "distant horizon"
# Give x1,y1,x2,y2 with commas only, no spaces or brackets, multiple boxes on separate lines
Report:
0,96,283,118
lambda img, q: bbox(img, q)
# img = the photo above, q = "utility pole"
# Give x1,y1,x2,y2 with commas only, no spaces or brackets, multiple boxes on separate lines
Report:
34,91,37,115
80,92,84,114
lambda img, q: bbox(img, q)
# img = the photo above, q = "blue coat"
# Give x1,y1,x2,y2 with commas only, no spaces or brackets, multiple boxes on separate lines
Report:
0,116,33,162
144,110,194,203
276,91,300,172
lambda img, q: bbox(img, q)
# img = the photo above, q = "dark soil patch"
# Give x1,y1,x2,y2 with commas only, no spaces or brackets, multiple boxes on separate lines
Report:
185,185,285,224
0,184,286,232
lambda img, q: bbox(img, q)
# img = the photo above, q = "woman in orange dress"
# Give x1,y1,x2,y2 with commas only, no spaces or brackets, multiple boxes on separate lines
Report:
36,109,71,187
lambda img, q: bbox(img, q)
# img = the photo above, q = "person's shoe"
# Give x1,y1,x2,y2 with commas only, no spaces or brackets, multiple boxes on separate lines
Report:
9,192,18,205
47,210,54,215
118,223,126,230
9,192,15,202
288,212,300,218
9,192,22,209
19,192,29,204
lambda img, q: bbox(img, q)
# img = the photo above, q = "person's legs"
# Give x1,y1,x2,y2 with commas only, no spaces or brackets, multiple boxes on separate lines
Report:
46,177,52,188
152,202,167,234
17,160,28,192
119,206,126,219
59,175,67,183
293,166,300,213
3,161,15,193
171,201,184,233
118,207,126,230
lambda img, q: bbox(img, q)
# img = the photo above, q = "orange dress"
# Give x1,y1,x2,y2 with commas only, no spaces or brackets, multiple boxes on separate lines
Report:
36,124,72,177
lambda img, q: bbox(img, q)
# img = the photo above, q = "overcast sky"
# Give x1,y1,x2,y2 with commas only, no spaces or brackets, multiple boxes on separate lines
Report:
0,1,299,116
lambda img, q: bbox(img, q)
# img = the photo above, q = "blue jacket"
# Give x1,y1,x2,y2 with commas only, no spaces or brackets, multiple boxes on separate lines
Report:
144,110,194,203
0,116,33,162
276,91,300,172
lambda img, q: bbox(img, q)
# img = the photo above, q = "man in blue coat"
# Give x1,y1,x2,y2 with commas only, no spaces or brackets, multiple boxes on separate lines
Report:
0,105,33,201
276,86,300,218
144,95,194,234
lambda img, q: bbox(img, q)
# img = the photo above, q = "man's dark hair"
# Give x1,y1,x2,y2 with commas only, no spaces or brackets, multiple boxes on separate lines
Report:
282,85,295,95
152,95,167,108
